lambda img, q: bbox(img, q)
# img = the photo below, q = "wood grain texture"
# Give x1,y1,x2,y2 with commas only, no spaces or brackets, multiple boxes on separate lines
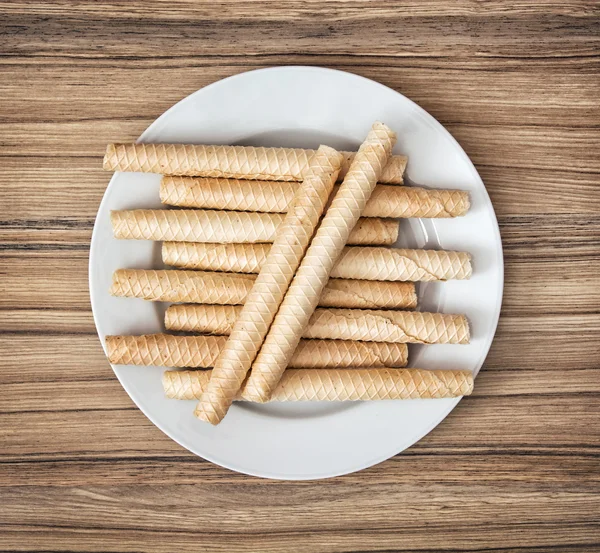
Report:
1,1,599,552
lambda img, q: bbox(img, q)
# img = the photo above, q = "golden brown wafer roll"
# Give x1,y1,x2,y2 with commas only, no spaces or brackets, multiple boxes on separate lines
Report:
195,146,344,424
106,334,225,367
332,247,472,281
318,279,417,309
160,176,296,213
110,268,415,309
165,305,470,345
161,176,470,218
167,304,237,335
111,209,282,243
106,334,408,368
245,122,397,402
104,143,407,183
362,185,470,218
162,242,471,282
350,217,398,245
163,368,474,401
111,209,395,246
109,269,254,304
289,339,408,368
302,309,470,344
162,242,272,274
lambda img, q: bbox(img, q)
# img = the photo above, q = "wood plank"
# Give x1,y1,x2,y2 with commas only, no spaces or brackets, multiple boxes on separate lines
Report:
485,314,600,370
1,65,598,128
1,394,598,462
0,522,598,553
0,310,97,334
448,124,600,173
3,317,597,373
3,252,599,317
4,214,600,259
0,334,107,384
3,7,599,60
2,367,599,415
3,52,599,73
482,167,600,216
3,0,600,19
2,159,599,222
0,485,598,544
1,452,598,487
1,120,598,175
0,253,91,310
0,158,107,219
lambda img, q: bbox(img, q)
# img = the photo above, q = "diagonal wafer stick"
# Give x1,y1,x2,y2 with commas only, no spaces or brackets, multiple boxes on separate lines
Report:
195,145,345,424
106,334,408,369
165,304,470,345
111,209,397,246
103,143,407,183
160,176,470,218
163,368,474,401
110,268,417,309
162,242,472,282
245,122,397,402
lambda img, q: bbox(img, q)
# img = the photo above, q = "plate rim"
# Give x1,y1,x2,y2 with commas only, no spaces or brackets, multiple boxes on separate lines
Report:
89,65,504,479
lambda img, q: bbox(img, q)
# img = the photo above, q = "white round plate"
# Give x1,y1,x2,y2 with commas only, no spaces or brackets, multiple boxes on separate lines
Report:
90,66,503,480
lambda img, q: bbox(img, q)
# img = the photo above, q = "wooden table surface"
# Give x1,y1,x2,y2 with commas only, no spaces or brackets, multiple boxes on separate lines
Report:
2,2,599,552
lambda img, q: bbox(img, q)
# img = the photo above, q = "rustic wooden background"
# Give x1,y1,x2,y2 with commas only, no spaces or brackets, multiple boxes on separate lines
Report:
1,1,599,551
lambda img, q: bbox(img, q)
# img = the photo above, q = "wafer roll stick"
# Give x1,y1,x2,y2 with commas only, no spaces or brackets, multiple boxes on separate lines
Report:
289,339,408,369
104,143,407,183
106,334,225,367
111,268,415,308
110,269,254,304
332,247,473,281
111,268,416,308
167,304,238,335
350,217,398,245
111,209,396,246
111,209,281,243
106,334,408,369
163,368,474,401
318,279,417,309
162,242,272,274
161,176,470,218
161,176,296,213
165,305,470,345
162,242,471,282
302,308,470,344
245,122,397,402
363,185,470,218
195,146,345,424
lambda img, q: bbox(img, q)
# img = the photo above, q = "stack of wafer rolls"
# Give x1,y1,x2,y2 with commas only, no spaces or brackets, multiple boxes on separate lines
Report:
161,243,472,282
111,209,398,246
104,143,408,183
110,269,418,309
102,125,475,425
160,176,470,218
165,304,470,345
163,368,474,402
106,334,409,369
